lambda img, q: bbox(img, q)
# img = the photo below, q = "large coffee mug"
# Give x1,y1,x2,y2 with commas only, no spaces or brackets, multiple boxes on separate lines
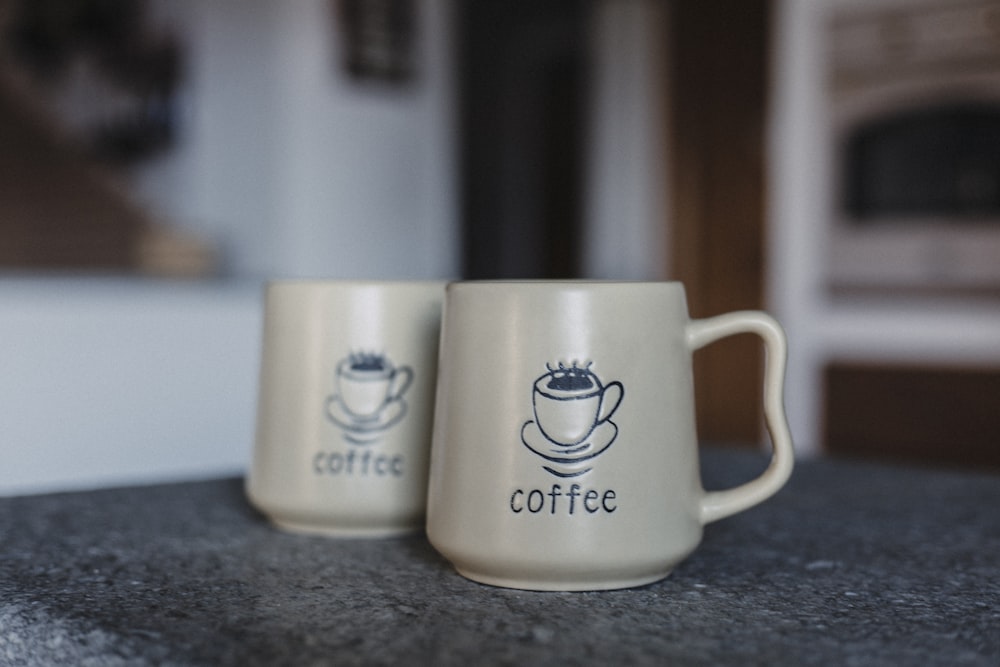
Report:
426,281,793,590
247,280,445,537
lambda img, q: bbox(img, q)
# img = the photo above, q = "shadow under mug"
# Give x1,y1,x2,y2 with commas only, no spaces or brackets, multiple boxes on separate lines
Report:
426,281,794,591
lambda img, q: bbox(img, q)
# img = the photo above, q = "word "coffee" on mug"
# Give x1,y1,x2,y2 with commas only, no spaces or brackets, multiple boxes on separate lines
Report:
510,483,618,515
313,448,404,477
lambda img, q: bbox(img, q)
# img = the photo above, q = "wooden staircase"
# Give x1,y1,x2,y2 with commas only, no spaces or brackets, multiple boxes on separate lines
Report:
0,71,212,275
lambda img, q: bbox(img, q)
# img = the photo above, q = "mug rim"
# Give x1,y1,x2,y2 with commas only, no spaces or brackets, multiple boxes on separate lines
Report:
266,279,450,289
448,279,681,284
446,279,684,290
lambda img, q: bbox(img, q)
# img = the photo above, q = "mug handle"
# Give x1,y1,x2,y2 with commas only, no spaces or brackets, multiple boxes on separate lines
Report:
389,366,415,402
686,311,794,525
597,381,624,424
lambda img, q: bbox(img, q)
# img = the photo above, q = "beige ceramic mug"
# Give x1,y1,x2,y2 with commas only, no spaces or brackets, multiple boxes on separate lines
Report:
246,280,445,537
426,281,793,590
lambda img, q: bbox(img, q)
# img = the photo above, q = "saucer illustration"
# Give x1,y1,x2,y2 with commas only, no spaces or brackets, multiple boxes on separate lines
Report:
326,395,407,444
521,420,618,477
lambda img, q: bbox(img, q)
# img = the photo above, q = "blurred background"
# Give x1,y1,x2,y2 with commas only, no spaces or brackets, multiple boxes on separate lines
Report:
1,0,999,495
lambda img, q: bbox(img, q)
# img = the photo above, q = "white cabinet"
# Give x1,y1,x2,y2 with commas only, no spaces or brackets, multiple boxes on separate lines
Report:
769,0,1000,457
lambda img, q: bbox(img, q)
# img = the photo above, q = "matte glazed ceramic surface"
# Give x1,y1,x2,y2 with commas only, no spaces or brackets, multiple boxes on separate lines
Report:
247,281,445,537
426,281,793,590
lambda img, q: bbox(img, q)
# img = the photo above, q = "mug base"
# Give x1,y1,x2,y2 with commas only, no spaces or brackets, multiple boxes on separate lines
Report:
452,566,673,592
269,517,422,539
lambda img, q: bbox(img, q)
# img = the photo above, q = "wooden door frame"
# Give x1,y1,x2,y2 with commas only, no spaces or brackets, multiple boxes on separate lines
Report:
666,0,772,443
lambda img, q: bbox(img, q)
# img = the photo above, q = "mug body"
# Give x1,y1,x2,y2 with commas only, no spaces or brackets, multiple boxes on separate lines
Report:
247,280,445,537
427,281,704,590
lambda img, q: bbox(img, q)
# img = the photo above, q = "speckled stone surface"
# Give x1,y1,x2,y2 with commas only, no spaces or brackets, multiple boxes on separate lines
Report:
1,447,997,666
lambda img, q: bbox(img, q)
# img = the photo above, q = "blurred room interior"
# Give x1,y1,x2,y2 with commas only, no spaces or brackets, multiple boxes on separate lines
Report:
1,0,999,495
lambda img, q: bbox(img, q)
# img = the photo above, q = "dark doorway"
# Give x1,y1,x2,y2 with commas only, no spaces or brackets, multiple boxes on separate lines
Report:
457,0,592,279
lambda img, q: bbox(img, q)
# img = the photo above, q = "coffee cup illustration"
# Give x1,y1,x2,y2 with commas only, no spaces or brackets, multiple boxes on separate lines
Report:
335,352,413,422
532,361,623,447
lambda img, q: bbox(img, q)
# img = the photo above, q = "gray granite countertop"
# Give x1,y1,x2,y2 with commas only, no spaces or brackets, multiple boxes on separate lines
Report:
1,447,997,666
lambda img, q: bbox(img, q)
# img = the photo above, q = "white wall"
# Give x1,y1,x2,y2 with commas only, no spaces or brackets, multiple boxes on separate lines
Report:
133,0,459,280
583,0,669,280
0,278,261,496
270,0,458,279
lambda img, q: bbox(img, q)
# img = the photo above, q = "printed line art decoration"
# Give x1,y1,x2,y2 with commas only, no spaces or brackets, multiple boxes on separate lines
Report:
326,351,413,444
521,360,624,478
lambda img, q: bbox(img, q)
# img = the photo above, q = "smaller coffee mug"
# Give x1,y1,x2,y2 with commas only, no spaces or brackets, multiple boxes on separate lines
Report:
246,280,445,537
426,281,794,590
